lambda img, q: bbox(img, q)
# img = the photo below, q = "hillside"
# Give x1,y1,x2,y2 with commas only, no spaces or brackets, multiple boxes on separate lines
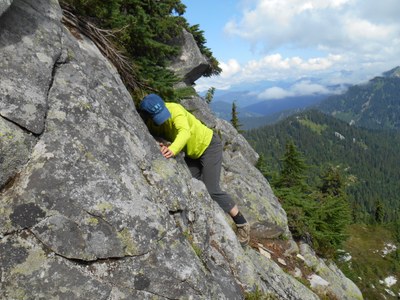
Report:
317,66,400,130
244,110,400,222
337,224,400,300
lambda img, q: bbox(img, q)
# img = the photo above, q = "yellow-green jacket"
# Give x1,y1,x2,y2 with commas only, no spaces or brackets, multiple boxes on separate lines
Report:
146,103,213,159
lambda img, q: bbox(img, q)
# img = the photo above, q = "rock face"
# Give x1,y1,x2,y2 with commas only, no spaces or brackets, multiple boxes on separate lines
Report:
0,0,12,16
167,29,209,86
300,243,363,300
0,1,362,299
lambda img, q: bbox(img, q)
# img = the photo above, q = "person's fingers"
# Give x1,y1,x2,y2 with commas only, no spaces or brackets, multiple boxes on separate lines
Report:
160,146,173,158
160,145,168,154
165,149,173,158
160,146,174,158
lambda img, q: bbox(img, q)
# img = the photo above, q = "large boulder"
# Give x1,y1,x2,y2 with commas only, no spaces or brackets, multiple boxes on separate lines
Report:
0,1,362,299
167,29,209,86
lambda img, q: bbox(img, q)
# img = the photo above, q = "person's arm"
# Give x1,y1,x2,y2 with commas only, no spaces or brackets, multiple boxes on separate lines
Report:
167,112,191,156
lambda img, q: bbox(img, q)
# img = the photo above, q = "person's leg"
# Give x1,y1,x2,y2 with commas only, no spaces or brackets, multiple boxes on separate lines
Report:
184,156,202,180
200,134,250,245
199,135,236,213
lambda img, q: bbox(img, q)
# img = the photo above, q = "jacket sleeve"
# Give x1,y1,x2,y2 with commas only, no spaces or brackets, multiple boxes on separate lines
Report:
168,111,191,155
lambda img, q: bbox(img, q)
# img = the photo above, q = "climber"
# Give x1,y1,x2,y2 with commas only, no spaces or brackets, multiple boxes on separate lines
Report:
140,94,250,245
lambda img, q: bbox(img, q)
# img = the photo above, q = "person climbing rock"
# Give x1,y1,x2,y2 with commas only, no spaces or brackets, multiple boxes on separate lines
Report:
140,94,250,245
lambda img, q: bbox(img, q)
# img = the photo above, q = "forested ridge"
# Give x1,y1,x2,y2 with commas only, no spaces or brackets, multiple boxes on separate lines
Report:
318,66,400,130
245,109,400,224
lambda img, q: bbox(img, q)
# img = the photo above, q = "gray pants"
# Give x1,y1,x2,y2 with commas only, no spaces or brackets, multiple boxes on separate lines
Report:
184,134,236,213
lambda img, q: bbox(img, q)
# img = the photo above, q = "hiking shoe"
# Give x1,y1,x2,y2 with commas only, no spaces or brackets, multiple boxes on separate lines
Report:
236,222,250,246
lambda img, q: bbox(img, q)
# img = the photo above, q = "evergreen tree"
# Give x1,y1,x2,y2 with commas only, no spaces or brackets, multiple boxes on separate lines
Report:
230,101,242,132
272,148,351,257
319,165,344,196
275,141,307,190
244,109,400,224
392,216,400,243
205,87,215,104
60,0,220,101
187,25,221,77
274,186,317,241
256,154,272,181
272,141,316,247
374,200,385,224
312,166,351,255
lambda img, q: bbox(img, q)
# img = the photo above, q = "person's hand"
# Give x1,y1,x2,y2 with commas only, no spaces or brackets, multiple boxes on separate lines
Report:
160,144,174,159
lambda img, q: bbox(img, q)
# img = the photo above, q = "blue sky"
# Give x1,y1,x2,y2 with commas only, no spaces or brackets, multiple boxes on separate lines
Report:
182,0,400,100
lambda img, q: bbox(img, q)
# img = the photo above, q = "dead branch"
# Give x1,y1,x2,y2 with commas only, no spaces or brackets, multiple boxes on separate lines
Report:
60,3,151,93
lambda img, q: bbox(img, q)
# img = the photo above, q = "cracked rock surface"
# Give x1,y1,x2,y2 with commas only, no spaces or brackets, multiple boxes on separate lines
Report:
0,1,362,299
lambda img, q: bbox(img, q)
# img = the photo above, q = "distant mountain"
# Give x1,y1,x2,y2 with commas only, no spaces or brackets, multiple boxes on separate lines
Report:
211,94,329,129
210,101,262,121
244,95,328,116
241,108,309,130
211,90,261,107
244,109,400,222
317,66,400,130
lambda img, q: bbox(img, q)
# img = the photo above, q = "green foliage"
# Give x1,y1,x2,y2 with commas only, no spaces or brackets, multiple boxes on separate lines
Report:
319,166,343,196
335,224,400,299
187,25,221,77
374,200,386,224
260,142,351,256
275,141,307,190
204,87,216,104
230,101,243,132
256,154,273,181
244,286,278,300
174,86,197,99
274,187,316,239
245,109,400,224
391,217,400,243
61,0,219,102
306,167,351,255
298,118,328,135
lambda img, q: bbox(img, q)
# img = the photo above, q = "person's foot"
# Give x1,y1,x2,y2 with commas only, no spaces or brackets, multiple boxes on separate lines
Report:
236,222,250,246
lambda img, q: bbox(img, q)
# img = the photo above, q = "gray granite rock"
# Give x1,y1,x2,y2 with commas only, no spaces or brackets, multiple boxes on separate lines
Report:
300,242,363,300
0,1,362,299
0,0,62,135
0,117,36,189
168,29,209,86
0,2,241,298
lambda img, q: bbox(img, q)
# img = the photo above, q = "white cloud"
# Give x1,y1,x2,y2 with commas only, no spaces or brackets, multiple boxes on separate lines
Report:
258,87,292,99
226,0,400,58
220,59,241,78
291,81,330,94
193,52,343,92
193,0,400,94
257,80,331,100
